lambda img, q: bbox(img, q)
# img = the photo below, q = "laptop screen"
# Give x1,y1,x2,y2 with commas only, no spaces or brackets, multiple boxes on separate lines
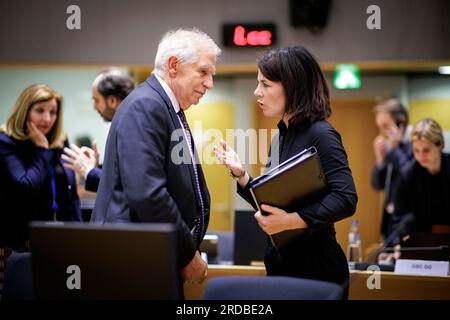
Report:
30,221,182,300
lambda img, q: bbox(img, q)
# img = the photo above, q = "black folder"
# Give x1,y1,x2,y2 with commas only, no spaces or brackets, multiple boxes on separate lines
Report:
249,147,327,248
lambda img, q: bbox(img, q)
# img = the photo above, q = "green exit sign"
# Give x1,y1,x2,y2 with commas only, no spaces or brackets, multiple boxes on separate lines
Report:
333,64,361,89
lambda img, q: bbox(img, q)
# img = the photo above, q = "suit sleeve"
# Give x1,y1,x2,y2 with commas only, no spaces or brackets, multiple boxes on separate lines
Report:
236,176,256,209
0,137,53,194
371,164,387,190
388,164,415,245
116,100,196,268
385,144,413,170
371,143,413,191
297,126,358,229
392,166,413,218
85,167,102,192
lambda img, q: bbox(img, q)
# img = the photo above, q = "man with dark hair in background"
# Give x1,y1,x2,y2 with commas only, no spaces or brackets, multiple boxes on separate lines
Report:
62,67,136,192
371,99,414,239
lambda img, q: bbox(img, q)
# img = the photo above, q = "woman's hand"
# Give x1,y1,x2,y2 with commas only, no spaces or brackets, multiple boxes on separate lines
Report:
254,204,308,235
213,140,248,185
27,121,49,149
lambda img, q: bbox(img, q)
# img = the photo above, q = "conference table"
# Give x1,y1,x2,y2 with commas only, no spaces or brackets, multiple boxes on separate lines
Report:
184,264,450,300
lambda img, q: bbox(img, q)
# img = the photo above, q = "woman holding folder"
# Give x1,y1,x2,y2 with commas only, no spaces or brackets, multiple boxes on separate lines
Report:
214,46,357,298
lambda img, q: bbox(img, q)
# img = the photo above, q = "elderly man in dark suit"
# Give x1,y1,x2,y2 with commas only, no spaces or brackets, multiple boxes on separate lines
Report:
91,28,221,284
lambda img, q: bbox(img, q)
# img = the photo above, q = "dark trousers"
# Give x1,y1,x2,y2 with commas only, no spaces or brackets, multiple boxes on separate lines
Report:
264,228,349,300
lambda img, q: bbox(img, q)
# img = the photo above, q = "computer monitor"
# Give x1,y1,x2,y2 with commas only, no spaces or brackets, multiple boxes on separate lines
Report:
29,221,182,300
233,210,267,265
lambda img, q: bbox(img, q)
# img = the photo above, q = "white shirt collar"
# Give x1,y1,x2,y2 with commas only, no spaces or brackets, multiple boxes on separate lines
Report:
154,73,181,114
403,124,413,144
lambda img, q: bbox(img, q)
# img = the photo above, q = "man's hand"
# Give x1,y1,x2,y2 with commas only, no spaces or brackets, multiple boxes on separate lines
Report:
385,124,402,150
373,135,387,166
62,143,97,177
181,250,208,284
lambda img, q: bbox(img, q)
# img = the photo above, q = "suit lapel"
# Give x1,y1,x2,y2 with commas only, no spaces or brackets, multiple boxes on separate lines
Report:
146,74,201,196
146,74,181,130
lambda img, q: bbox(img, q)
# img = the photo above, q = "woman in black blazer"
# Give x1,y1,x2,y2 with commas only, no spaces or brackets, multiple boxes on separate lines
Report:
0,84,81,287
215,47,357,298
392,118,450,241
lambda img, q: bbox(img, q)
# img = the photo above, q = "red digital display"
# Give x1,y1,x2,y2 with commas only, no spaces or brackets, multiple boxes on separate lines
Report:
233,26,272,46
222,23,276,47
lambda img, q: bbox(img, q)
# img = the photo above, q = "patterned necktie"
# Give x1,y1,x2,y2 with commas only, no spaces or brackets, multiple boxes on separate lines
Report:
177,109,206,247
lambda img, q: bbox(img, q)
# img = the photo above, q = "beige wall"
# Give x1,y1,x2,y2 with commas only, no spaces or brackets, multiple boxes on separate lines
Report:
1,0,450,64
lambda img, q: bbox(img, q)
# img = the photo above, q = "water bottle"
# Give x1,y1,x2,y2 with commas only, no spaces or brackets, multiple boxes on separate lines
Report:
347,219,362,269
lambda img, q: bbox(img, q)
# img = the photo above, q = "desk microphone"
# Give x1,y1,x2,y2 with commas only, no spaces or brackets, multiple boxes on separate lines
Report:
337,214,415,298
383,245,449,252
367,212,415,264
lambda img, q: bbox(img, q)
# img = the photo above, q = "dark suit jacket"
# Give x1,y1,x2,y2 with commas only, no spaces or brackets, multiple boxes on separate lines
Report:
91,74,211,268
85,167,101,192
392,153,450,240
0,133,81,248
371,140,414,236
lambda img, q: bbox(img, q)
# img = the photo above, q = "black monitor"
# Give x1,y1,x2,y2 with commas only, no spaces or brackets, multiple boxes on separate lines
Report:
400,232,450,261
233,210,267,265
29,221,182,300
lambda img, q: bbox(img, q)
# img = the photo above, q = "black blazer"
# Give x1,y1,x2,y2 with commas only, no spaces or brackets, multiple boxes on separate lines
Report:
238,120,357,231
237,120,357,287
0,133,81,248
393,153,450,235
91,74,211,268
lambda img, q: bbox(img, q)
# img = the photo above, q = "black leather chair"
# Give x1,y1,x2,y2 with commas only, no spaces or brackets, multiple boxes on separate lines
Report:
2,252,35,300
204,275,343,300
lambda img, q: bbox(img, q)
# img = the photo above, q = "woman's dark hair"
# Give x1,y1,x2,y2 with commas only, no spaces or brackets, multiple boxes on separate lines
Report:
257,46,331,126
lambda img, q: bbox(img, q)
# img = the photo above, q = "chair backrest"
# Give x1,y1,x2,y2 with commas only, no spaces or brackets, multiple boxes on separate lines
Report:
30,221,182,300
216,232,234,263
234,210,266,265
202,231,234,264
204,276,343,300
2,252,36,300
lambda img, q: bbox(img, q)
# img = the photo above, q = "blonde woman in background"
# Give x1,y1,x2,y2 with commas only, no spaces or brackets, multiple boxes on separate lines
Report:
390,118,450,247
0,84,81,289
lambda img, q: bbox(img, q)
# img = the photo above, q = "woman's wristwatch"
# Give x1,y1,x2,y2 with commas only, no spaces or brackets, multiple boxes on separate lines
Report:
229,169,246,180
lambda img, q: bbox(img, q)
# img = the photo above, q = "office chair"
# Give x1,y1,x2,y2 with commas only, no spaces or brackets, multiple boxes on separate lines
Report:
202,232,234,264
215,231,234,263
2,252,35,300
204,276,343,300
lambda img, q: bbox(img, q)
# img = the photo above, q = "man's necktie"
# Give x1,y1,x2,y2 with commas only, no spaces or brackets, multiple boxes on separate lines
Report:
177,109,206,246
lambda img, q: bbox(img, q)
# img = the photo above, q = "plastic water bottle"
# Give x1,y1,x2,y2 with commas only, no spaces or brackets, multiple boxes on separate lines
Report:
347,219,362,269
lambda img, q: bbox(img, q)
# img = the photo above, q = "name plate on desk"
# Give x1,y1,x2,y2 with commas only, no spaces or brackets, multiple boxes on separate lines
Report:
395,259,449,276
